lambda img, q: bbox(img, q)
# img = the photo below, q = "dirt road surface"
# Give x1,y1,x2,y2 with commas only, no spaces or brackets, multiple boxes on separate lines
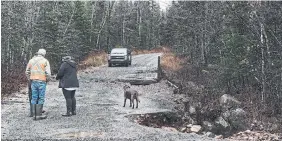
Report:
1,53,218,141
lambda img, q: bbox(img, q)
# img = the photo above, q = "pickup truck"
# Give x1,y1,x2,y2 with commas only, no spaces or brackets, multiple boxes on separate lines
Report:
108,48,132,67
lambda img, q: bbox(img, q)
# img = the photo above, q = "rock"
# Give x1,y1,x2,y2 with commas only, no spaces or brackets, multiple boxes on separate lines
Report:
202,121,215,131
269,123,279,132
174,99,180,104
219,94,241,111
215,116,230,128
186,128,191,133
186,124,193,128
205,132,215,138
222,110,231,119
227,130,281,141
161,126,178,132
189,106,196,115
215,135,223,139
228,108,247,130
190,125,202,133
180,127,186,132
185,115,197,125
187,81,196,87
245,130,251,133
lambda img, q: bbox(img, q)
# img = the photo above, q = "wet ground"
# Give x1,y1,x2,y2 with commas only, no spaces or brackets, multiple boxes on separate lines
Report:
1,54,218,140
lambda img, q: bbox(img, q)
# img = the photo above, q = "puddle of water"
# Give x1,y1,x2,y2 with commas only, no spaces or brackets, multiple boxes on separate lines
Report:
126,112,183,128
58,131,105,138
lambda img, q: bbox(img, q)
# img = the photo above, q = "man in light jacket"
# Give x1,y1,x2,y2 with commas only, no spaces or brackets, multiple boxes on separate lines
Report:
26,48,51,120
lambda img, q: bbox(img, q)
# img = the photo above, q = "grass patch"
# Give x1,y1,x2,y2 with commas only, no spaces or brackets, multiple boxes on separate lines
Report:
78,50,108,70
160,53,187,72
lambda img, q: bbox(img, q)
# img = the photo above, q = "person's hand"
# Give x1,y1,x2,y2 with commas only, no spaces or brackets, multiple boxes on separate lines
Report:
47,75,56,82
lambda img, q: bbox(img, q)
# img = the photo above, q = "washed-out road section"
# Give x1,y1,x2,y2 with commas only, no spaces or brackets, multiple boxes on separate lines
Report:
1,53,218,141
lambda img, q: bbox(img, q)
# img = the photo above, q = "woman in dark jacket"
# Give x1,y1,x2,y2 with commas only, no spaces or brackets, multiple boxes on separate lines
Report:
56,56,79,117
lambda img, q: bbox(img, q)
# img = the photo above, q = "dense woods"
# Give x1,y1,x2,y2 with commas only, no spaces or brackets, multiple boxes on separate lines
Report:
163,1,282,118
1,0,282,131
1,1,163,94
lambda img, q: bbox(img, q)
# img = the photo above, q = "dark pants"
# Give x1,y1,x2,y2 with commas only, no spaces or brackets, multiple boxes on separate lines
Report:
62,88,76,113
28,81,32,104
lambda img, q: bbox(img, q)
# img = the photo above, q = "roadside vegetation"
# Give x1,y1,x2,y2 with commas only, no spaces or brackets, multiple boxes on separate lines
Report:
128,46,282,139
78,50,108,70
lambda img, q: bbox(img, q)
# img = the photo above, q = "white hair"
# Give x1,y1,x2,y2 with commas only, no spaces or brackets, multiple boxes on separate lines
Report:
37,49,46,56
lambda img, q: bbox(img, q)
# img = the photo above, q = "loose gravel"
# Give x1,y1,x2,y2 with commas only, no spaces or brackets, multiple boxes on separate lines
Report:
1,54,219,141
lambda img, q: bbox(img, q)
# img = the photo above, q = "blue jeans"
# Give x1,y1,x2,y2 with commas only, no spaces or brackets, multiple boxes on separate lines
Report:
31,81,46,104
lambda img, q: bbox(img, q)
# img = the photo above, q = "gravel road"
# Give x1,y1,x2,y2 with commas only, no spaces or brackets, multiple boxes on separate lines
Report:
1,53,219,141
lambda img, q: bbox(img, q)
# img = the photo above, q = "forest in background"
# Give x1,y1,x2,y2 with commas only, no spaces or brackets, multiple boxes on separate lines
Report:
1,1,282,130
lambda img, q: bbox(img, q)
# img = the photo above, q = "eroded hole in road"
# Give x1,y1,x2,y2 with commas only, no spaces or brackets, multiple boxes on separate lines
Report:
126,112,282,140
58,131,105,138
126,112,183,129
130,83,150,86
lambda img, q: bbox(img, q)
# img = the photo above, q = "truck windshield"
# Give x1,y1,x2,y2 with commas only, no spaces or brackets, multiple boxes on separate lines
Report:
111,48,127,54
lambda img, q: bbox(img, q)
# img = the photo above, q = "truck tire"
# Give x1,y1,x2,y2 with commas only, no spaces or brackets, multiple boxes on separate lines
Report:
125,62,129,67
108,63,112,67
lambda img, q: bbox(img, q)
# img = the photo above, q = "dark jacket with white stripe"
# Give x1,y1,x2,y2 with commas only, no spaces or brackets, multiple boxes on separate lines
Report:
56,60,79,88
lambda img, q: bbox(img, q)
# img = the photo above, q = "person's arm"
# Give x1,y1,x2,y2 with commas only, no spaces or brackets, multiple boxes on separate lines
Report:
45,60,52,82
56,63,65,80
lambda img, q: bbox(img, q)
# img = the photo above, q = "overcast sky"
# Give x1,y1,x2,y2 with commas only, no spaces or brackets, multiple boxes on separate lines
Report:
157,0,172,11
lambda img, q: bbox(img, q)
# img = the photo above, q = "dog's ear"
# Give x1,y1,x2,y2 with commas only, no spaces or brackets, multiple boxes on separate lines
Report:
123,85,130,90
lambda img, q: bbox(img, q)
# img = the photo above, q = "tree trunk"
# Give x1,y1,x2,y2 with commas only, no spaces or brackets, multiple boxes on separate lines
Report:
260,23,266,102
138,6,142,48
122,14,125,46
90,1,96,43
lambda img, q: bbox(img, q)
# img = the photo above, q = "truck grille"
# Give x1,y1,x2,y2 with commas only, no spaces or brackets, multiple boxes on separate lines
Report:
111,56,125,59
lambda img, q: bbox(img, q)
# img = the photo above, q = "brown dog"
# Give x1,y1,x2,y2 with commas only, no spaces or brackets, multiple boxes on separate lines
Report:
123,85,140,109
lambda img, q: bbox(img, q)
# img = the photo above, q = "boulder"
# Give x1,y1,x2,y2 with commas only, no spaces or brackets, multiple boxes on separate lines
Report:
219,94,241,111
214,116,231,135
180,127,187,132
215,135,223,139
228,108,247,130
186,124,193,128
189,106,196,115
161,126,178,132
205,132,215,138
186,128,191,133
202,121,215,131
215,116,230,128
190,125,202,133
